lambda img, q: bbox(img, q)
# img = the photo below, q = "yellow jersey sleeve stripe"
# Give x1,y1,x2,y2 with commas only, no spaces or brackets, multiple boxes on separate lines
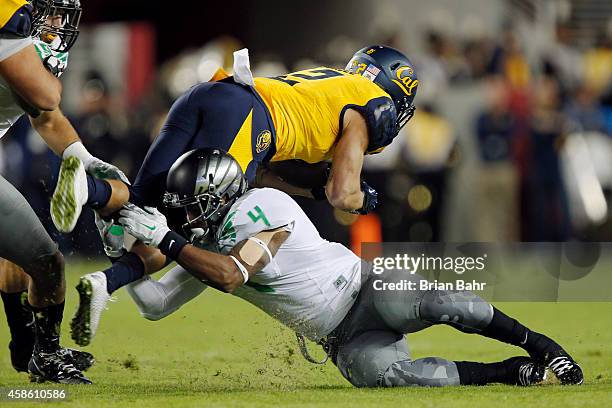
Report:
228,109,254,172
0,0,28,30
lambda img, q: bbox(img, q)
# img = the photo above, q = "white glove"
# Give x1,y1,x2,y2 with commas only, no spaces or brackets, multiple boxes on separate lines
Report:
33,39,68,77
88,157,131,185
63,141,131,185
119,204,170,248
94,211,125,258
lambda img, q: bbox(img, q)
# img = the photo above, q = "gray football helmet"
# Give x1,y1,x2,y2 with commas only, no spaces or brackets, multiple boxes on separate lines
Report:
163,148,247,243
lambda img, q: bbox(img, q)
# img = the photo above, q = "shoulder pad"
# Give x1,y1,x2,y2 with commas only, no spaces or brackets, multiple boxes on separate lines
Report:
347,96,397,153
0,2,32,38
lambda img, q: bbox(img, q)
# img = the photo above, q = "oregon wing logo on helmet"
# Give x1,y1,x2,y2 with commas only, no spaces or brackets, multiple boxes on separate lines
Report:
346,45,418,132
163,148,247,244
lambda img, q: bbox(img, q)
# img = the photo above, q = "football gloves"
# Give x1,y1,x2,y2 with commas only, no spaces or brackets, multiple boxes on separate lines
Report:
94,212,125,258
350,180,378,215
119,204,170,248
63,141,131,185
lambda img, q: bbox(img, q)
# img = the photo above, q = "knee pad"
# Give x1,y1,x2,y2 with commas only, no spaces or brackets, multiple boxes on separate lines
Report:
419,290,493,333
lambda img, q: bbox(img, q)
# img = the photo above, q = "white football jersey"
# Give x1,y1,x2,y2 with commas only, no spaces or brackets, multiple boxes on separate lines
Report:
0,35,33,138
216,188,362,341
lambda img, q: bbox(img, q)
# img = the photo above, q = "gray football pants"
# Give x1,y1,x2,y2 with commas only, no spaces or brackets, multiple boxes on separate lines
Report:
0,175,58,269
331,269,494,387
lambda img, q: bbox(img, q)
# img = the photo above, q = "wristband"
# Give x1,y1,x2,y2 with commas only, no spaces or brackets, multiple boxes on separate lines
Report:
229,255,249,284
158,231,189,260
62,141,94,166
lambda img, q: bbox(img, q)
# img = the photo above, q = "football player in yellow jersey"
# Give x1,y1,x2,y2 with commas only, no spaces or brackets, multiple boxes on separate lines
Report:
54,47,418,343
53,45,418,237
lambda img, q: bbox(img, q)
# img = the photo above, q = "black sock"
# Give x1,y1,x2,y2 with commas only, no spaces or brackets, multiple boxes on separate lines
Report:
1,290,35,344
455,360,509,385
480,307,561,358
87,174,112,209
102,252,145,294
30,302,64,353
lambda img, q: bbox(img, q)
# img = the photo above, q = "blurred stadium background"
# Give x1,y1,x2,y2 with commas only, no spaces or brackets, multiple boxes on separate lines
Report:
4,0,612,259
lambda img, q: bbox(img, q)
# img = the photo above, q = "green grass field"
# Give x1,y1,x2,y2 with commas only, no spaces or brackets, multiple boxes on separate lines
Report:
1,260,611,407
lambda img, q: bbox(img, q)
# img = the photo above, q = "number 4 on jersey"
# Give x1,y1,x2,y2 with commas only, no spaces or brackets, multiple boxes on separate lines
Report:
247,206,271,227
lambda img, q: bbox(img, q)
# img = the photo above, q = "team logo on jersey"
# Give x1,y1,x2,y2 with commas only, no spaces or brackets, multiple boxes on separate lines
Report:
391,66,419,96
256,130,272,154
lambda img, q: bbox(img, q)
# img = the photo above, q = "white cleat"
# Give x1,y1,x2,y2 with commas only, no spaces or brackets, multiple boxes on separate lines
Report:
51,156,88,233
71,272,111,347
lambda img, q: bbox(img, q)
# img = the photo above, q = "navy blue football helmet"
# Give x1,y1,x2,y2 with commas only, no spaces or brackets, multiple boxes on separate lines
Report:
346,45,418,131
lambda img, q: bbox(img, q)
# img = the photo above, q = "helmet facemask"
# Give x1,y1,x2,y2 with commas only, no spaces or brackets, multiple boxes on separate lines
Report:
396,96,416,131
32,0,82,52
164,191,227,246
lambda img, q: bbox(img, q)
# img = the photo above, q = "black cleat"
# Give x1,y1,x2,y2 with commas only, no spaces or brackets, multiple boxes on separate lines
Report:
544,349,583,385
28,349,92,384
57,348,95,372
503,356,546,386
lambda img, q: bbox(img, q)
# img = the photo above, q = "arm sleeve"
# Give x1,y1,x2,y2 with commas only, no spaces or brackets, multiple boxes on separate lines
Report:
0,35,31,62
125,265,208,321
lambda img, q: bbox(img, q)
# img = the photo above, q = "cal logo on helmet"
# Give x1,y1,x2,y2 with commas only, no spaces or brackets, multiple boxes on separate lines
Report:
392,67,418,97
256,130,272,154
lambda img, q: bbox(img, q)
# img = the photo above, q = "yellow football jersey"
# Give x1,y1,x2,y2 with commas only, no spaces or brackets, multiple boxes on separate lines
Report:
254,67,395,163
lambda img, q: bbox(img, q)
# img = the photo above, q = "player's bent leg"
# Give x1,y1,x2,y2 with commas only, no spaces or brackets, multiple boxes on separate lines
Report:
418,290,583,385
335,330,544,387
126,265,207,321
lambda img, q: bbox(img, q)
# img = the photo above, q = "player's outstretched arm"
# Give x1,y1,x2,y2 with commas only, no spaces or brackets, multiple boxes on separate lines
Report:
326,109,368,211
0,43,61,111
118,204,289,293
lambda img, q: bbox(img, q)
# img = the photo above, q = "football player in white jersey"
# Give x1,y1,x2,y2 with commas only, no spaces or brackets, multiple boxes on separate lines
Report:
73,149,583,387
0,0,127,384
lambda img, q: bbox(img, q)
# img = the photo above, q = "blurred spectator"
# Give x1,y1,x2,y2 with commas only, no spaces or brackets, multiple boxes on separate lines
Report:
474,77,519,241
564,84,607,133
522,78,571,241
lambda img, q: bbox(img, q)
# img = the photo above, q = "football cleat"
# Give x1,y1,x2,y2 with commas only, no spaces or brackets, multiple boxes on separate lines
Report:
545,349,584,385
71,272,111,347
57,347,95,372
94,211,125,258
504,356,546,386
51,156,88,233
28,349,92,384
